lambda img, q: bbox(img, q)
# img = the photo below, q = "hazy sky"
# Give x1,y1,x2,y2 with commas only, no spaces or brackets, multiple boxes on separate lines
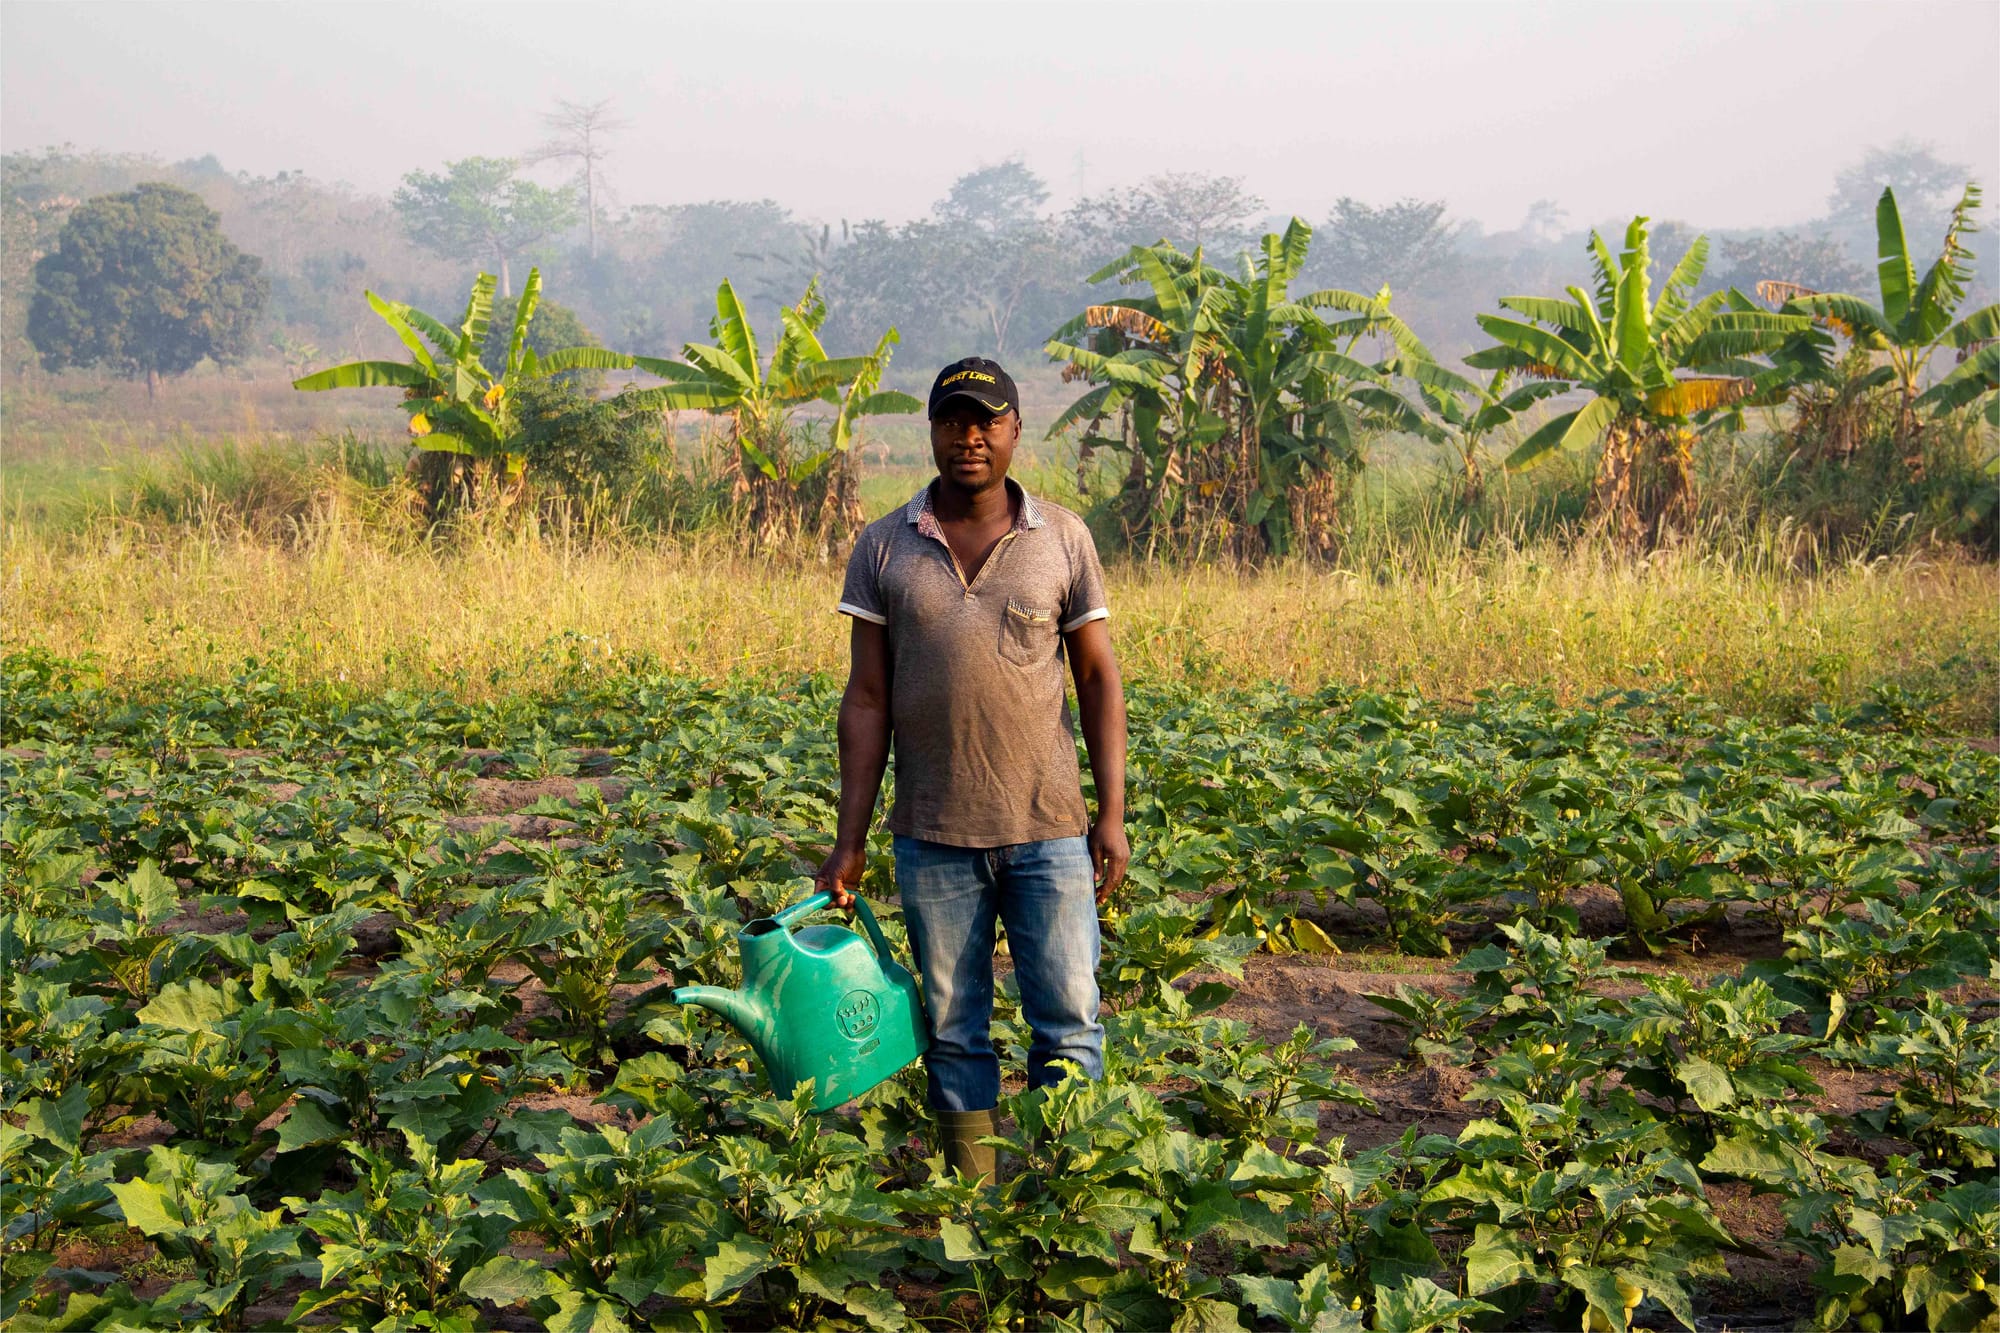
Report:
4,0,1996,234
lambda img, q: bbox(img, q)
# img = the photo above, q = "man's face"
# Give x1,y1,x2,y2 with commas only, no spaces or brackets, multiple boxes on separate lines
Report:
929,397,1019,493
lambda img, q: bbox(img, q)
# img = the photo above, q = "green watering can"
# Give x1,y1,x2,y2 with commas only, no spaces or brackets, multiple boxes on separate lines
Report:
672,891,928,1111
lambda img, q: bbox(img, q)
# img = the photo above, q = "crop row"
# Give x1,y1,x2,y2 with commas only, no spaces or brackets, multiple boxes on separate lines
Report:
2,651,1995,1330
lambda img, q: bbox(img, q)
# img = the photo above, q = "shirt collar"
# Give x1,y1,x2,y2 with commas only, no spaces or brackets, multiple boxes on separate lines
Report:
905,477,1046,536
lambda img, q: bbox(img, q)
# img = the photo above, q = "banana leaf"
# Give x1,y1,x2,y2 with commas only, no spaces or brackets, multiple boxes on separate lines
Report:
506,269,542,378
293,361,431,392
1874,187,1915,327
1505,395,1620,471
709,280,761,388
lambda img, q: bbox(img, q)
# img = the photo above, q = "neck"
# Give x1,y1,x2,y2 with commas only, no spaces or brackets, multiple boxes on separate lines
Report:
932,475,1015,524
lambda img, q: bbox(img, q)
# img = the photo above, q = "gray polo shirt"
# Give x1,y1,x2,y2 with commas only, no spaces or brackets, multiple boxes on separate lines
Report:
837,479,1110,849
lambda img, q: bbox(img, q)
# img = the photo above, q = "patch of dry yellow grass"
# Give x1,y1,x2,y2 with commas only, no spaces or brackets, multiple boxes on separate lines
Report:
7,513,1994,731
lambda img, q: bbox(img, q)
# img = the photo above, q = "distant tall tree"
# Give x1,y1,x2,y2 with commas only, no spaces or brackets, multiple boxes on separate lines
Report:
392,157,576,296
526,98,625,260
1062,171,1265,272
1137,171,1264,249
1520,198,1569,244
27,182,267,398
933,160,1049,234
1828,139,1971,241
1315,196,1463,294
1717,230,1869,297
930,163,1065,355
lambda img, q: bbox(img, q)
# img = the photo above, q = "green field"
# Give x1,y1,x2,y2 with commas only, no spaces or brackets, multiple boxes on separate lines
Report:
3,662,1996,1329
4,371,1998,1331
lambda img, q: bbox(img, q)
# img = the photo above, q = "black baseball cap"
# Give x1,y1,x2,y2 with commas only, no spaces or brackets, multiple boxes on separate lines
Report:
927,357,1019,419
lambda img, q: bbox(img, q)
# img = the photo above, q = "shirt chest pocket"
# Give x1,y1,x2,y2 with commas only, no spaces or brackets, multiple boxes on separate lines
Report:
999,599,1058,666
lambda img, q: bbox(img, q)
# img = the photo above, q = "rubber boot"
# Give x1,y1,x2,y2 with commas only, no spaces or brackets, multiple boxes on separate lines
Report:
938,1108,997,1185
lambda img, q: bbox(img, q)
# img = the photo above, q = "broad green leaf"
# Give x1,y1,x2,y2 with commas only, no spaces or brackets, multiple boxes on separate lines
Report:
21,1083,88,1155
536,346,633,374
704,1237,776,1301
1497,295,1597,336
1612,217,1653,375
137,978,234,1031
1504,395,1619,472
546,1290,633,1333
292,360,431,392
507,268,542,377
461,1255,553,1305
107,1177,183,1236
840,1284,912,1332
1700,1134,1797,1184
1374,1276,1498,1333
363,290,444,372
939,1220,989,1263
1175,1296,1252,1332
1560,1268,1633,1333
1462,1223,1537,1294
124,860,181,921
1676,1057,1736,1112
1473,315,1593,380
1229,1142,1319,1190
1875,187,1915,326
1233,1273,1306,1326
682,341,758,397
710,279,761,388
274,1099,346,1153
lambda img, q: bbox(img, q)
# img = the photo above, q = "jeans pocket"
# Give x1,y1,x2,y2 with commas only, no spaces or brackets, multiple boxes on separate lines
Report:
999,599,1056,666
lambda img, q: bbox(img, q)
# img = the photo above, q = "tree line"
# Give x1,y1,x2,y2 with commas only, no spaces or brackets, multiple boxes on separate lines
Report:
4,131,1989,387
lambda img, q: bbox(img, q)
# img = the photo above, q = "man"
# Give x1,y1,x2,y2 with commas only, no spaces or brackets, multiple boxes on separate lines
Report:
814,356,1130,1183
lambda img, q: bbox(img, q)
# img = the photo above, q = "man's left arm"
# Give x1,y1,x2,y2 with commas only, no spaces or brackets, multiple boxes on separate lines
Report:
1066,618,1129,903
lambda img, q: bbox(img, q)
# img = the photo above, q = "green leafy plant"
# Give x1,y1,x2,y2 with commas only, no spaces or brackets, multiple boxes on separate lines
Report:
624,278,920,547
106,1145,307,1331
1471,216,1810,545
293,268,629,499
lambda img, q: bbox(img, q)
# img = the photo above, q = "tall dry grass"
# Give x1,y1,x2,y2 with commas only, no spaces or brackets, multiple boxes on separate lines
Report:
6,492,1994,732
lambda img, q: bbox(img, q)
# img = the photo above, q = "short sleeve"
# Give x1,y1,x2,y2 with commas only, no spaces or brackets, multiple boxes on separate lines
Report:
1059,521,1110,632
836,527,888,625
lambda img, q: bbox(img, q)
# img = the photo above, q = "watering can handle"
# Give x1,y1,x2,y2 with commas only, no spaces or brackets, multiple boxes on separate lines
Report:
772,891,898,968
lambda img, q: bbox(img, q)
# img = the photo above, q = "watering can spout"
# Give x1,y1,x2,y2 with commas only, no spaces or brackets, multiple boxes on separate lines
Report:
671,985,764,1037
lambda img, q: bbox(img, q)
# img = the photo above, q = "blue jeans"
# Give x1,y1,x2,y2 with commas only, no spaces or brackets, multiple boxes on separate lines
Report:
893,835,1104,1112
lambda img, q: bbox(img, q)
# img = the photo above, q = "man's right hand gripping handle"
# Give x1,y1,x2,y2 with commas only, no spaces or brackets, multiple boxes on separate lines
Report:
815,842,867,912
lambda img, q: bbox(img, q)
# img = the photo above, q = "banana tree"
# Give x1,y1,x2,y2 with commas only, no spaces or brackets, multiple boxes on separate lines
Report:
1404,363,1568,501
293,268,629,504
1044,244,1233,553
623,278,919,544
1469,217,1810,545
1761,184,1986,456
1046,219,1437,559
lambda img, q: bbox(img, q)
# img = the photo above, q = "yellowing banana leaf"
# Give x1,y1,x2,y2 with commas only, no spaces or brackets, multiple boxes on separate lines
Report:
1085,304,1172,343
1645,378,1750,418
